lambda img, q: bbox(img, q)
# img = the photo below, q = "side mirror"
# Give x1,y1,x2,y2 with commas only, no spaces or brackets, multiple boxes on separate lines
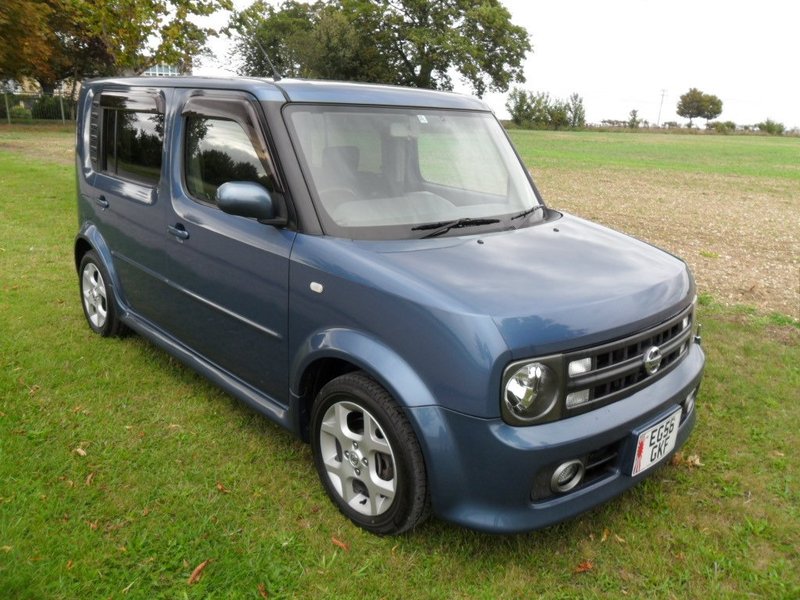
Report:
216,181,286,225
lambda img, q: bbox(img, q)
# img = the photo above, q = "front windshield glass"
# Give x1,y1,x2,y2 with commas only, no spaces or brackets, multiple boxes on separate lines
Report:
284,105,542,239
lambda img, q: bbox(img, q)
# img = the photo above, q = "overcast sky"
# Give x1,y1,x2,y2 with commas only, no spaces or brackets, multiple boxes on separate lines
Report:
197,0,800,128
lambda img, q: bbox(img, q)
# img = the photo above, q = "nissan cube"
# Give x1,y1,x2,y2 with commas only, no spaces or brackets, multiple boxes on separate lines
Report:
74,77,705,534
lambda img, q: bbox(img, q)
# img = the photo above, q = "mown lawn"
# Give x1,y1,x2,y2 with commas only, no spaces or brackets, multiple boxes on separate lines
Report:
1,128,798,599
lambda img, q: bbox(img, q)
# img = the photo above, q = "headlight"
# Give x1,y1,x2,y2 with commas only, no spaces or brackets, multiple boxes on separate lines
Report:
504,361,560,422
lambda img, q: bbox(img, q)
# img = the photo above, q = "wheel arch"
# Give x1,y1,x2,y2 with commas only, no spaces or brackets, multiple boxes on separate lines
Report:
75,224,109,268
74,224,122,291
74,224,130,322
291,329,438,443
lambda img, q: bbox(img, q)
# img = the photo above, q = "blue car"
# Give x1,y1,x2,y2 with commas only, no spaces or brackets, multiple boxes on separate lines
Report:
74,77,705,534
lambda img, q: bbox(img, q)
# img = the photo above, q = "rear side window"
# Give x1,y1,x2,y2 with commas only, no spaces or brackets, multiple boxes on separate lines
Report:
102,109,164,186
97,91,164,187
185,116,276,204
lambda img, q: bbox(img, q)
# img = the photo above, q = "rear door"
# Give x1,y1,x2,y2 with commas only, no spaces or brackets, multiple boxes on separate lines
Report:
158,89,296,404
82,87,172,324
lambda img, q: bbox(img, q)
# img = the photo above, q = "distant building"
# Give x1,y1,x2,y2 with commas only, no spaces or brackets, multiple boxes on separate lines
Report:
141,64,189,77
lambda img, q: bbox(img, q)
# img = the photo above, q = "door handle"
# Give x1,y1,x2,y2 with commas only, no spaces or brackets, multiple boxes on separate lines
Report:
95,195,109,209
168,224,190,240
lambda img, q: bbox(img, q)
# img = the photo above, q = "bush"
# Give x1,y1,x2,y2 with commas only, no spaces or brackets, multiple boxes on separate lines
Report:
506,87,585,130
31,96,62,119
9,105,32,120
757,119,785,135
709,121,736,134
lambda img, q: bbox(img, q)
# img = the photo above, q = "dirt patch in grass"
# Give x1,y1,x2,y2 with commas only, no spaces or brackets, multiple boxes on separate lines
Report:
0,126,74,166
536,168,800,319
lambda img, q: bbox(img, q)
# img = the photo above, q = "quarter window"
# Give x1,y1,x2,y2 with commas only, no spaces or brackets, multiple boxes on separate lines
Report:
102,109,163,186
185,116,276,204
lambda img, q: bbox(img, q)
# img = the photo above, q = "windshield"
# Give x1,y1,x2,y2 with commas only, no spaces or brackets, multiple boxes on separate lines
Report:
284,105,543,240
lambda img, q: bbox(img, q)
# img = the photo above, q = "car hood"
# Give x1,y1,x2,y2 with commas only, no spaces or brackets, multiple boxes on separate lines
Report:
353,213,693,356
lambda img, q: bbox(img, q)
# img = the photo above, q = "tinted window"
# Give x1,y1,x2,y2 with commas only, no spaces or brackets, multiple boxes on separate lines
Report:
102,109,163,185
185,117,275,204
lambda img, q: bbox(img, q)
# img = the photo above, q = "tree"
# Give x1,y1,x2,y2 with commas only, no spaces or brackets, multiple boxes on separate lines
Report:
677,88,723,127
547,99,570,130
756,119,785,135
79,0,233,75
676,88,704,126
230,0,532,96
227,1,318,79
567,93,586,128
505,88,534,127
0,0,57,82
628,109,640,129
505,88,584,130
701,94,723,122
2,0,232,91
505,89,551,128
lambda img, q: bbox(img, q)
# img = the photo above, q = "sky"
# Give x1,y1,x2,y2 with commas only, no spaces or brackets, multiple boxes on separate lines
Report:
196,0,800,129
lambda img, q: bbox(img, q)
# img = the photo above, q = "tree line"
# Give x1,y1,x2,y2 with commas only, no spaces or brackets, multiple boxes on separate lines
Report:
1,2,789,134
1,0,532,98
505,89,585,129
506,86,788,135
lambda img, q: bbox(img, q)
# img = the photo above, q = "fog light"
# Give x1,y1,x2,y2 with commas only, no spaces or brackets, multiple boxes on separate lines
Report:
551,459,585,493
566,389,590,408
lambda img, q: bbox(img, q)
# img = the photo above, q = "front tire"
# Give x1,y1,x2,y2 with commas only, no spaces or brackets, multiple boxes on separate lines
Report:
79,250,123,337
310,372,429,535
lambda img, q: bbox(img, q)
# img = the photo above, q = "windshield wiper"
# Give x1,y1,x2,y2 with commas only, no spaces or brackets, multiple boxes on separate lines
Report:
411,217,500,239
510,204,545,221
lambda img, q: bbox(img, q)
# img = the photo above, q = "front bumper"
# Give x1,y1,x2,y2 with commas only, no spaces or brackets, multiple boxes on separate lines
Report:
407,342,705,533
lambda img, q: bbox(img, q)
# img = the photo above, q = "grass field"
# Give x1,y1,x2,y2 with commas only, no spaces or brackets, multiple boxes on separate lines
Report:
509,129,800,180
1,127,798,598
508,130,800,319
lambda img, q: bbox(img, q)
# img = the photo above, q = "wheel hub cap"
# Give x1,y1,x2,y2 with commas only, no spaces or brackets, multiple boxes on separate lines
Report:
318,401,396,517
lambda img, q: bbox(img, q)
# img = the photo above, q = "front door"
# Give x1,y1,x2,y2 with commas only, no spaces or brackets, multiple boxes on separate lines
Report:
157,89,295,404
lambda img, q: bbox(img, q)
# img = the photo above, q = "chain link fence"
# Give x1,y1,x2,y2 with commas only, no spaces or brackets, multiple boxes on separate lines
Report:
2,92,78,124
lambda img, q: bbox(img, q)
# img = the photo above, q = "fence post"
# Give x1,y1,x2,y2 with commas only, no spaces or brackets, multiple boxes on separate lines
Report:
59,94,66,125
4,93,10,125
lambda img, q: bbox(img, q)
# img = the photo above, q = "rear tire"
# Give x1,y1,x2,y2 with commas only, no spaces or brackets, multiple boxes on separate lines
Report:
310,372,430,535
79,250,123,337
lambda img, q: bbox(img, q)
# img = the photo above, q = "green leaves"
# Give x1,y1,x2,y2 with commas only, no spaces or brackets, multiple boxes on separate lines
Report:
506,88,584,130
230,0,531,96
3,0,233,89
677,88,723,126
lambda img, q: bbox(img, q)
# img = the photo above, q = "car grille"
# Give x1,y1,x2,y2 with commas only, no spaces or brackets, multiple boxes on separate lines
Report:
564,303,695,415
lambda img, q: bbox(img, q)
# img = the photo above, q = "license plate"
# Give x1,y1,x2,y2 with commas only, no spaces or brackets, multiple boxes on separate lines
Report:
631,409,681,476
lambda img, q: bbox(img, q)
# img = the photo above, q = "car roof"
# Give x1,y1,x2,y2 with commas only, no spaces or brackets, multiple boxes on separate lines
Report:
85,76,490,111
